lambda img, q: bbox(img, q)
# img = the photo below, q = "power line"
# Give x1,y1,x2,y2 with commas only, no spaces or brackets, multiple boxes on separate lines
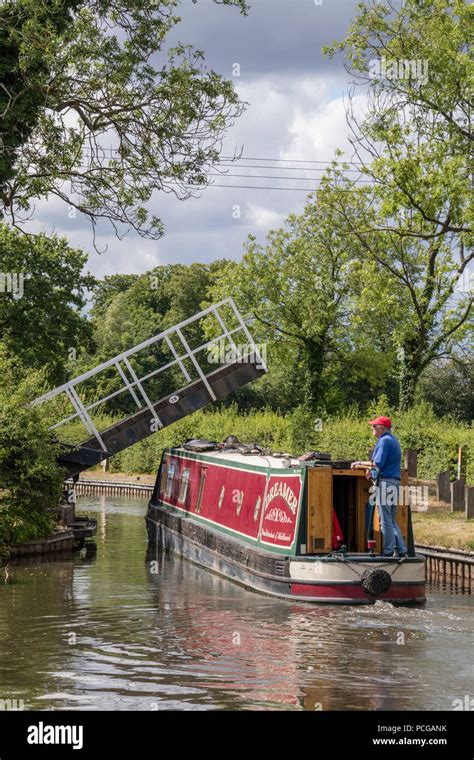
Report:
77,151,370,175
184,182,372,192
8,141,371,169
206,172,374,183
218,162,366,173
10,145,374,194
61,168,372,188
193,183,312,192
16,146,370,175
79,147,370,169
220,155,369,166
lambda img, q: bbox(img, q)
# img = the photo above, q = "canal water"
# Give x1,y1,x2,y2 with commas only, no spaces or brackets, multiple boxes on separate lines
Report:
0,495,472,711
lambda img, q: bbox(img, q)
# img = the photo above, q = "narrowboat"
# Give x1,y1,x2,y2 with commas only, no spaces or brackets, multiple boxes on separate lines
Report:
145,443,426,605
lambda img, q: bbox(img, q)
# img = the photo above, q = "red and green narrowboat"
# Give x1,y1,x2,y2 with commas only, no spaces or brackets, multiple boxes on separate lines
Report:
145,445,426,605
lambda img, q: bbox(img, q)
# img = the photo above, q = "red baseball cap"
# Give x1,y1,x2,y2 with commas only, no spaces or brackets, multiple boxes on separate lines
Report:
368,416,392,427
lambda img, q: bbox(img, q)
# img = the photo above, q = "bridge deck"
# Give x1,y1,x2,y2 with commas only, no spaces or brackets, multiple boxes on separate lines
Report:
33,298,266,478
59,360,265,477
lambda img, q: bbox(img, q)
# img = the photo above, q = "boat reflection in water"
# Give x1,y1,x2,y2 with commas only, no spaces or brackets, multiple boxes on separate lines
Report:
146,544,439,711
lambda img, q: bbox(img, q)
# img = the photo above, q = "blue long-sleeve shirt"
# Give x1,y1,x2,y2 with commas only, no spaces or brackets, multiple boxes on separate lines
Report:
371,432,401,479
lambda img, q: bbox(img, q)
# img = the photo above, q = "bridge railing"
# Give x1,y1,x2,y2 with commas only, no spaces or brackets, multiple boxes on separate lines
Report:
32,297,266,453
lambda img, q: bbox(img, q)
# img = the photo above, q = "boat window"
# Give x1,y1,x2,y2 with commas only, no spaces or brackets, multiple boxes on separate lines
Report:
253,495,261,521
178,468,190,503
236,490,244,516
195,466,207,514
165,463,175,498
159,462,168,494
218,485,225,509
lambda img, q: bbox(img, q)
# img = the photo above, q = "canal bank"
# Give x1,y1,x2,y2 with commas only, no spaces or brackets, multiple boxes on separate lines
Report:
0,496,97,565
0,493,472,711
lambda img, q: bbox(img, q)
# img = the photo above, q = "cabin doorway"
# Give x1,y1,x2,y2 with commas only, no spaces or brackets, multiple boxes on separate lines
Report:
306,468,409,554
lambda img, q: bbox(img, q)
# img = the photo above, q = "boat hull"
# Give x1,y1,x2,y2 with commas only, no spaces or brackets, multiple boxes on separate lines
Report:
146,502,426,605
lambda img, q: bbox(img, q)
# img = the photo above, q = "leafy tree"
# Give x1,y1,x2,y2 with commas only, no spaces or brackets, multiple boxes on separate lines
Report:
325,0,472,189
0,0,248,246
417,357,474,421
0,0,82,193
0,223,95,384
0,345,63,549
71,261,229,418
323,0,473,408
90,273,140,319
206,177,395,414
89,261,229,353
322,178,473,409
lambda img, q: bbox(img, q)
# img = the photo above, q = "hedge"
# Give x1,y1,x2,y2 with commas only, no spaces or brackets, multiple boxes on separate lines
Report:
104,401,473,484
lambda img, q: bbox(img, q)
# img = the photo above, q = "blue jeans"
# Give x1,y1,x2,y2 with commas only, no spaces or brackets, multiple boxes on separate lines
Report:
376,478,407,556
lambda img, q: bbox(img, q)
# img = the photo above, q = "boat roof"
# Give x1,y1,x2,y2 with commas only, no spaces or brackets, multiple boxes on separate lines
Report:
168,446,303,470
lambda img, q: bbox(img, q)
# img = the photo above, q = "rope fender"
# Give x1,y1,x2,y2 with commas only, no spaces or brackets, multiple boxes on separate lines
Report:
361,567,392,596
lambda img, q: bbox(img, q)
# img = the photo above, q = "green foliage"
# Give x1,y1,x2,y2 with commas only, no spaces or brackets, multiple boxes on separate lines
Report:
197,1,471,414
1,0,248,242
312,402,473,483
0,505,55,548
0,345,63,548
0,0,82,196
90,274,141,319
0,223,95,385
52,411,117,447
106,402,474,485
205,178,398,414
110,404,291,474
88,262,225,349
322,0,473,408
416,359,474,421
67,261,230,419
324,0,472,162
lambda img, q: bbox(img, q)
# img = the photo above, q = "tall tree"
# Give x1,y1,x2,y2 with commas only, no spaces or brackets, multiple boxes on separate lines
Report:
0,345,63,548
417,356,474,421
0,0,248,247
207,176,394,413
323,0,473,408
0,223,95,384
326,185,473,409
0,0,82,193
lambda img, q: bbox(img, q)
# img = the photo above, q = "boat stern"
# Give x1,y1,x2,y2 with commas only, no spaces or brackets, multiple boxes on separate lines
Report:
288,553,426,604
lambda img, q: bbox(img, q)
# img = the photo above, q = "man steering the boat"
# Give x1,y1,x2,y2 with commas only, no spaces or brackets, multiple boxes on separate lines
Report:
351,416,408,558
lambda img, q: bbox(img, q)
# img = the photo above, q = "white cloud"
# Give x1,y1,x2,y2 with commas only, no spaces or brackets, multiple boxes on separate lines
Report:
245,204,287,231
283,90,368,162
17,77,368,279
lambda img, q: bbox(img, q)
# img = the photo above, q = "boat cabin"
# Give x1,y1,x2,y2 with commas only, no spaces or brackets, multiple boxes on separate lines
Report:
151,447,413,558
